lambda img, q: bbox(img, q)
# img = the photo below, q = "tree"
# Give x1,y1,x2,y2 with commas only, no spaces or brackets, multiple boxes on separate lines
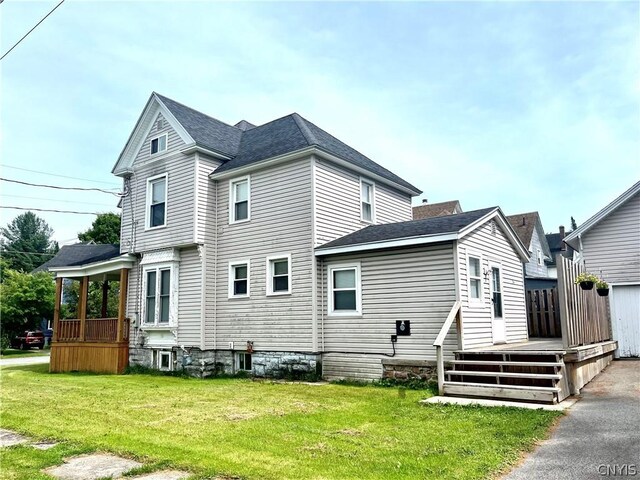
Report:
0,269,55,337
570,216,578,231
0,212,58,272
78,213,121,244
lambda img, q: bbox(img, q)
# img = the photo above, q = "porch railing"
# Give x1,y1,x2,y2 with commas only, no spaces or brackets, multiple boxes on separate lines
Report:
56,318,130,343
433,301,462,395
557,255,611,348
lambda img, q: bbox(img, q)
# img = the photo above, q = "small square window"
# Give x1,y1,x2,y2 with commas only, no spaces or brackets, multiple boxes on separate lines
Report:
150,134,167,155
267,255,291,295
157,350,173,371
328,264,361,316
238,353,252,371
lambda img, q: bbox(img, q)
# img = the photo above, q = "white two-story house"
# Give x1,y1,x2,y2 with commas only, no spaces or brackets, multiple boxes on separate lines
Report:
110,92,531,381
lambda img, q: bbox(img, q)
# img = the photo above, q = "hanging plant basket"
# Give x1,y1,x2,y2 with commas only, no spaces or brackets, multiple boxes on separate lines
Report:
579,281,594,290
597,288,609,297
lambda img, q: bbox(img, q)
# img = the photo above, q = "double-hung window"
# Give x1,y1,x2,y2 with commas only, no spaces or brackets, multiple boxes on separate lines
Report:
536,249,543,266
328,263,361,315
145,268,171,325
147,175,167,228
229,261,249,298
230,177,250,223
361,179,375,223
150,133,167,155
267,255,291,295
468,256,482,301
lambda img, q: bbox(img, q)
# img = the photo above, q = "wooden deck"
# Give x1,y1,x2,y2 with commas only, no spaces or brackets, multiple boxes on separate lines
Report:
468,338,565,353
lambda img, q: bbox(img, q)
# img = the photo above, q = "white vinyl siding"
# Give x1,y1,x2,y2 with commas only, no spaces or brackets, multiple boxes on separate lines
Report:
206,159,314,351
581,192,640,285
525,228,550,277
176,247,202,345
458,221,528,349
314,159,412,246
119,114,195,253
194,155,222,244
319,244,457,366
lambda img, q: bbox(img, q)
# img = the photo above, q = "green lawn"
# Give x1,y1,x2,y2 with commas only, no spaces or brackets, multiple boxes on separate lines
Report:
0,348,50,358
0,365,560,480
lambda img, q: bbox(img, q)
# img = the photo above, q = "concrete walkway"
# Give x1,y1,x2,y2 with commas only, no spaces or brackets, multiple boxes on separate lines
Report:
503,359,640,480
0,354,50,367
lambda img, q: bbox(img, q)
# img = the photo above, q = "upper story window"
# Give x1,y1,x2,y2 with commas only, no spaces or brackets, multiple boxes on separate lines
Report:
230,176,250,223
147,174,167,229
361,179,375,223
267,255,291,296
229,261,250,298
150,133,167,155
145,267,171,325
328,263,361,316
468,256,482,301
536,249,543,266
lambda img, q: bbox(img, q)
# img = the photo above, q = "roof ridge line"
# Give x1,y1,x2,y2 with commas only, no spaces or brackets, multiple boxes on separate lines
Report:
153,92,240,131
291,113,318,146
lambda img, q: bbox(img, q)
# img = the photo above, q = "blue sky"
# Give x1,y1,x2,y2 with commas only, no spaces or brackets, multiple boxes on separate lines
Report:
1,1,638,245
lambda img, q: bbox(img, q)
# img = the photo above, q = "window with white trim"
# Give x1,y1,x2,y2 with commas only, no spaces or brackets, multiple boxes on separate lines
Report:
536,249,543,266
154,350,174,371
267,255,291,295
145,268,171,324
150,133,167,155
230,177,250,223
147,175,167,228
361,179,375,223
328,264,361,315
468,256,482,301
237,353,252,371
229,261,249,298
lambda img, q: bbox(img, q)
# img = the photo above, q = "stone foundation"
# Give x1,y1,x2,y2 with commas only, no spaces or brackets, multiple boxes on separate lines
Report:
381,359,438,382
130,347,321,379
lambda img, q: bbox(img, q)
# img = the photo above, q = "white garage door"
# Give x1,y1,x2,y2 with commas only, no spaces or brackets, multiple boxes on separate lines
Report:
610,285,640,358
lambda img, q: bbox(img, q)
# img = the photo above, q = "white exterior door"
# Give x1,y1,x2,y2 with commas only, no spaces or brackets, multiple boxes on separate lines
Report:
610,285,640,358
491,265,507,344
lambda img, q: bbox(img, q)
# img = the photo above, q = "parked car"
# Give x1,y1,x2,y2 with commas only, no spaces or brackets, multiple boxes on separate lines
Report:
10,331,45,350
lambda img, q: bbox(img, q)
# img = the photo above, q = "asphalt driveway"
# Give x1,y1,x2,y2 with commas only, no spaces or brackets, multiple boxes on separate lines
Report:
504,359,640,480
0,354,50,367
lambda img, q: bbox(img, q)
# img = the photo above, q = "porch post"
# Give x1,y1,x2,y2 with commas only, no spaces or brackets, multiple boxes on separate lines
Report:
78,276,88,342
101,280,109,318
53,277,63,342
117,268,129,343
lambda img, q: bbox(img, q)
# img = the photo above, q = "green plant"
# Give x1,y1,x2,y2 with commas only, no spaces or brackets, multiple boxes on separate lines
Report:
596,280,609,289
0,334,9,354
574,272,599,284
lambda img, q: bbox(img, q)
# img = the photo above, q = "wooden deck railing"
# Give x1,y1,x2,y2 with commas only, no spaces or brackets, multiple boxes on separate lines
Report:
56,318,130,343
557,255,611,348
433,301,462,395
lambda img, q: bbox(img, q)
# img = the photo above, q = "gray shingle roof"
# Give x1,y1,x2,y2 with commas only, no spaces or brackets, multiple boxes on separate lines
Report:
156,94,420,193
413,200,462,220
506,212,539,248
155,93,242,157
316,207,496,252
33,244,121,272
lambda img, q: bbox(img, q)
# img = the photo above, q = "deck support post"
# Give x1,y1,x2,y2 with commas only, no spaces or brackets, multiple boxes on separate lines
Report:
117,268,129,343
78,276,88,342
53,277,63,342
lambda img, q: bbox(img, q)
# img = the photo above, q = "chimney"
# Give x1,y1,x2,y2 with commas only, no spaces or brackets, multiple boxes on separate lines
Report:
559,225,565,239
559,225,567,251
422,198,428,204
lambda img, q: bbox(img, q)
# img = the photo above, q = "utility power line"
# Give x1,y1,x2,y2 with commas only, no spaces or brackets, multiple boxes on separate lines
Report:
0,0,66,61
0,194,116,207
0,250,57,257
0,164,121,188
1,206,101,215
0,178,124,197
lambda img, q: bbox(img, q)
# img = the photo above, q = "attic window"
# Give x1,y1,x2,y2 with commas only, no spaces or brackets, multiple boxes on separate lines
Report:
150,134,167,155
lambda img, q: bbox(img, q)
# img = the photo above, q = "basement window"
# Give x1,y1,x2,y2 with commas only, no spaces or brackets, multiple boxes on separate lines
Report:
154,350,174,371
237,353,252,372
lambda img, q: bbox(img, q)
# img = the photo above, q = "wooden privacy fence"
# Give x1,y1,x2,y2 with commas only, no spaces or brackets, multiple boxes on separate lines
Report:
557,255,611,348
526,289,561,338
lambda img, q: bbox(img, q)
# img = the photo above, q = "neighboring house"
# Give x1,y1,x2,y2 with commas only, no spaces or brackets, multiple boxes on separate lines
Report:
506,212,554,290
545,225,575,279
564,181,640,358
412,200,462,219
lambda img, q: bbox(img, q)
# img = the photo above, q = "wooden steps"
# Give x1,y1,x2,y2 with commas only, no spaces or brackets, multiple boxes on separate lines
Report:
443,350,569,404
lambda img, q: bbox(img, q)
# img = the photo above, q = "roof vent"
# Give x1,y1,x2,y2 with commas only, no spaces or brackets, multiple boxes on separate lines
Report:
422,198,428,204
155,118,164,131
522,216,526,226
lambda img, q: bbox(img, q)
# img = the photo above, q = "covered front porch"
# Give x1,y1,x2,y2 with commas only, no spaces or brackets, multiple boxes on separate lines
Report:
50,252,136,374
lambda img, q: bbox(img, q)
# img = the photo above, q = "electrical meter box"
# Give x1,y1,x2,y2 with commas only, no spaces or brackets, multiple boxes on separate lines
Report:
396,320,411,336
